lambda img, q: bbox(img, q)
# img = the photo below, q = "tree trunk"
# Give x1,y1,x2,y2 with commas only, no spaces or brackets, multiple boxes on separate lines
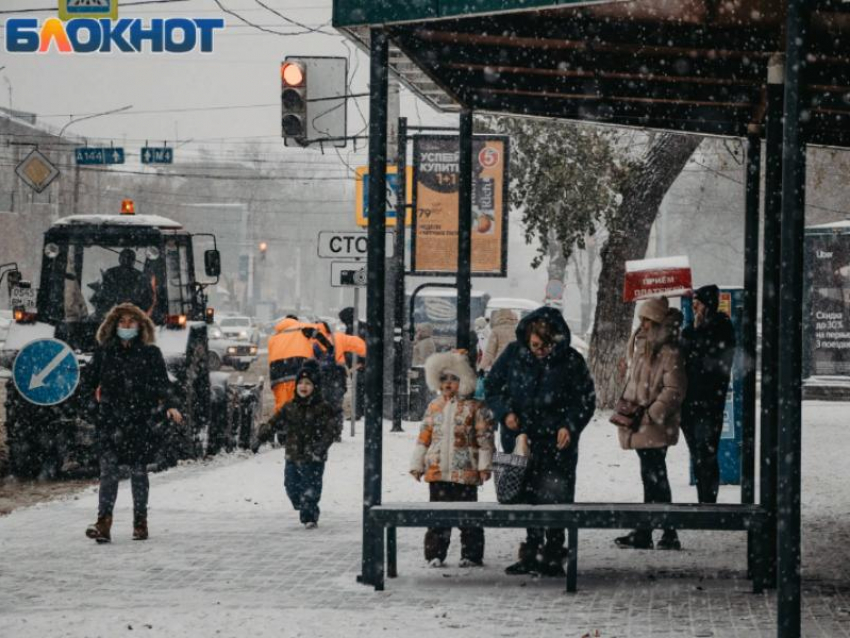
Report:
589,133,703,408
546,230,568,300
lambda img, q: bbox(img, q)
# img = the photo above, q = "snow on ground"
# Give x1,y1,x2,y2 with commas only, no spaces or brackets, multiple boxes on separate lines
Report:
0,404,849,637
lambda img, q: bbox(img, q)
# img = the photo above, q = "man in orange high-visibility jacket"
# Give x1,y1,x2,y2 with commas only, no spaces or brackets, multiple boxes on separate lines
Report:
268,316,318,412
333,331,366,368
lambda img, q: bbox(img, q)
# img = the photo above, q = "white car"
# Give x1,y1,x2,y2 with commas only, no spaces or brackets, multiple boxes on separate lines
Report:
207,323,258,372
219,316,260,345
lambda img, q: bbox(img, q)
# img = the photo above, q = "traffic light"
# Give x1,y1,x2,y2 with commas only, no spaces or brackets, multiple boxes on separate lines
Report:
281,60,308,146
258,241,268,262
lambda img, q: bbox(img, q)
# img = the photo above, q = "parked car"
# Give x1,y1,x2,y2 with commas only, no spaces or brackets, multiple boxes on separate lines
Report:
0,310,12,349
208,323,258,372
219,316,260,345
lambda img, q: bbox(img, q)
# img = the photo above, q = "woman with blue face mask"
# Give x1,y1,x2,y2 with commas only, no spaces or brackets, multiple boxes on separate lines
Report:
81,303,183,544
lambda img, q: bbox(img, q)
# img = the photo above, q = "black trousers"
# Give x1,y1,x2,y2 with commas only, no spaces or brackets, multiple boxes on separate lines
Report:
524,444,578,552
680,409,724,504
635,447,674,536
424,482,484,563
97,449,149,519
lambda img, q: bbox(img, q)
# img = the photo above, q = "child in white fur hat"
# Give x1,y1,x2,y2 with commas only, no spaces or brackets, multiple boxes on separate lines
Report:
410,351,495,567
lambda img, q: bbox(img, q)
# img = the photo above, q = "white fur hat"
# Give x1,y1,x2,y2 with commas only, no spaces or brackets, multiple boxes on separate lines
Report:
424,351,477,396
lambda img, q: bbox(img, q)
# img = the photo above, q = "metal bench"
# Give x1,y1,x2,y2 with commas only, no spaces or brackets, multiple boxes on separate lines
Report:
366,502,768,592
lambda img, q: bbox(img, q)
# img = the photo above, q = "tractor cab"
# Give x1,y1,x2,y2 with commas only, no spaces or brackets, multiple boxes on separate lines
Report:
12,209,220,354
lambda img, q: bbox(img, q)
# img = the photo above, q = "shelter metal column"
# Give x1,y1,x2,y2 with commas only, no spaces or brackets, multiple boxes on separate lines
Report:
758,53,784,592
742,129,760,507
391,117,408,433
456,110,473,352
743,129,761,586
777,1,810,634
359,28,389,590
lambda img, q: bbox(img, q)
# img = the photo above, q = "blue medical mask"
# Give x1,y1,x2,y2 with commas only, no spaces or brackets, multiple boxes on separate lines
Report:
117,327,138,341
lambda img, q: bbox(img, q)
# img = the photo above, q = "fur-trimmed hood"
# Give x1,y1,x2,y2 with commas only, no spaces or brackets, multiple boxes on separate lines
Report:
425,351,477,396
96,303,156,345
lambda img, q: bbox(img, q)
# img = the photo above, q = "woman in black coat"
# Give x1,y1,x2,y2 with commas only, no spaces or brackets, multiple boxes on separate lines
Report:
485,306,596,576
83,303,182,543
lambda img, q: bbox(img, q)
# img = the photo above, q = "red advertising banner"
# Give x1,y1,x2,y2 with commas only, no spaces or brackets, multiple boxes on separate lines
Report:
623,257,692,302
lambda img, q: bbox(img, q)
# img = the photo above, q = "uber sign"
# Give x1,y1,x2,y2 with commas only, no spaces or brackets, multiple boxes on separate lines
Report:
317,231,394,259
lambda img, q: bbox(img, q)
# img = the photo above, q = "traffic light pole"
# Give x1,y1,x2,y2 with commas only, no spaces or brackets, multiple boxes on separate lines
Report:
390,117,408,433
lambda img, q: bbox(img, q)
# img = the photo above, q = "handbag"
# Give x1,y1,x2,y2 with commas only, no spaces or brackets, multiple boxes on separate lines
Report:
609,397,645,432
492,434,530,504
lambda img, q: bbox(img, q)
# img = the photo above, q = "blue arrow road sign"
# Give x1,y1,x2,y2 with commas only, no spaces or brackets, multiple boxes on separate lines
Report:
105,148,125,164
12,338,80,406
75,148,125,165
141,147,174,164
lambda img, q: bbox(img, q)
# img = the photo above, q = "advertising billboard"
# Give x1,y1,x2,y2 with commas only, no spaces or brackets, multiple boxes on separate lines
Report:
411,135,509,277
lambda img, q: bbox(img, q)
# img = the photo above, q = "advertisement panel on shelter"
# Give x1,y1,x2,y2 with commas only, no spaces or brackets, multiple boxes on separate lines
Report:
804,230,850,376
411,135,508,277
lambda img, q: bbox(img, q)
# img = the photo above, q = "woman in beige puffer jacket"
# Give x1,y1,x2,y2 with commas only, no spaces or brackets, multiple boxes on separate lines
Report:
614,296,687,551
479,309,519,371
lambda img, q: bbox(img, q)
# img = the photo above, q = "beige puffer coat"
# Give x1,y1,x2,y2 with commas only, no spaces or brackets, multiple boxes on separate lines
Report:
480,309,518,370
617,315,687,450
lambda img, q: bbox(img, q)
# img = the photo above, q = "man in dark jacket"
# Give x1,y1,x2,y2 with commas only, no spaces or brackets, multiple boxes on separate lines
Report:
680,285,737,504
95,249,153,316
485,306,596,576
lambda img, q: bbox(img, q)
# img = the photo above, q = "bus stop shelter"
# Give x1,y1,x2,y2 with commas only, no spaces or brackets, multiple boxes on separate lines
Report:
332,2,850,637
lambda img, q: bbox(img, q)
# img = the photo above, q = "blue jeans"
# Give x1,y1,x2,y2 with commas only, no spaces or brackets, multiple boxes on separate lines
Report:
284,461,325,524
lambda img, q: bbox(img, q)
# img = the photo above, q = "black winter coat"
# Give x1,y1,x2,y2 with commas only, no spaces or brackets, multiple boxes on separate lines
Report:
267,393,338,463
681,310,736,418
82,338,176,464
485,307,596,456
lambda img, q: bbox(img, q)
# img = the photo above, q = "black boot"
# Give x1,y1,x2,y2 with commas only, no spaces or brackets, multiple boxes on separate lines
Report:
614,530,653,550
540,543,567,577
656,530,681,551
504,542,541,575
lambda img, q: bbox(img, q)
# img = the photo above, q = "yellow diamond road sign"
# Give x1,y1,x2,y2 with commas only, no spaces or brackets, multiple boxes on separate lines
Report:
16,150,60,194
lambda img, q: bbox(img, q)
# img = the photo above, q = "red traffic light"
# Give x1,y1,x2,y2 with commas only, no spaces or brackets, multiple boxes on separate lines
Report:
281,62,305,87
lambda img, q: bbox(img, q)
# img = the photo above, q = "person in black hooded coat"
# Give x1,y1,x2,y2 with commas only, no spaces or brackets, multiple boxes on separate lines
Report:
82,303,182,544
484,306,596,576
680,285,736,504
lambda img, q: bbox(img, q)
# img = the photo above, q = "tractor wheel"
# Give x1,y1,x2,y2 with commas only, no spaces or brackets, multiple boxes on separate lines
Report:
5,388,45,479
184,342,211,458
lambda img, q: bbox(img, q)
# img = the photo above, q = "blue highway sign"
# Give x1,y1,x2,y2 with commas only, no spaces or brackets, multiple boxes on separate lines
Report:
12,338,80,406
105,148,125,164
141,147,174,164
75,148,104,165
75,148,125,165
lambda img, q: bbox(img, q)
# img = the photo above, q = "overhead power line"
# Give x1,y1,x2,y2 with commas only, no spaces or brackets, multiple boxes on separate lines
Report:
211,0,336,38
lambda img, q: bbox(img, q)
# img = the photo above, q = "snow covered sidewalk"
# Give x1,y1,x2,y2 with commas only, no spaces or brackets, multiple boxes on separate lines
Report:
1,404,849,637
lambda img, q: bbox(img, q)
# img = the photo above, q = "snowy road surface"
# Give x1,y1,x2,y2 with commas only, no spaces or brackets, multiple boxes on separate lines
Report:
1,404,849,637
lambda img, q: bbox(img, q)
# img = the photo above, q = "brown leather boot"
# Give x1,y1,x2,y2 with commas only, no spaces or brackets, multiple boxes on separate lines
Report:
132,515,148,541
85,515,112,543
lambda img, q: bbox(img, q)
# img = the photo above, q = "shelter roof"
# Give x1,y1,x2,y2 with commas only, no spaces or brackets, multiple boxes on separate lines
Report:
335,0,850,146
